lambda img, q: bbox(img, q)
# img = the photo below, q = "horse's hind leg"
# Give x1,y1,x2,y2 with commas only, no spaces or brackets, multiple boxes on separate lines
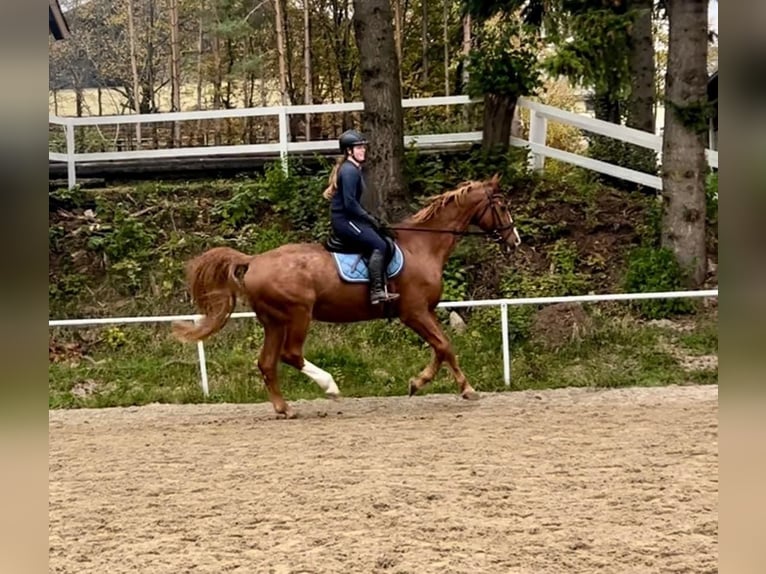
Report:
258,321,294,418
402,310,479,400
281,309,340,398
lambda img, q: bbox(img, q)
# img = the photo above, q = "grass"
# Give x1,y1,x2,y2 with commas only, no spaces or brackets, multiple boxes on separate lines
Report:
49,308,718,409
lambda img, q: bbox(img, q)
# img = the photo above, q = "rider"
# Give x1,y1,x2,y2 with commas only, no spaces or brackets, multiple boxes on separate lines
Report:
323,129,400,305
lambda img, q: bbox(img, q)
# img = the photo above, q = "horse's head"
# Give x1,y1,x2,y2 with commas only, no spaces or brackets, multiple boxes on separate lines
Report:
471,174,522,251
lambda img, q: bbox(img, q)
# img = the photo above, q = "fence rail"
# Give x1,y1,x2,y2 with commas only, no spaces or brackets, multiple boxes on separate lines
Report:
49,289,718,398
49,95,717,190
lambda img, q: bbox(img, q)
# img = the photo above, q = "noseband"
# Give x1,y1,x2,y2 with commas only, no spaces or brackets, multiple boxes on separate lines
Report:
474,190,517,243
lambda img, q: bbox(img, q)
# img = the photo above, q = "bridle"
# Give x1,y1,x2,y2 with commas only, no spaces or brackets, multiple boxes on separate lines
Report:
389,190,518,245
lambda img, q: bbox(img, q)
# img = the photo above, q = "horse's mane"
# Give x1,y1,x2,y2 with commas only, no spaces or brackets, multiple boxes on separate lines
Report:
410,176,500,223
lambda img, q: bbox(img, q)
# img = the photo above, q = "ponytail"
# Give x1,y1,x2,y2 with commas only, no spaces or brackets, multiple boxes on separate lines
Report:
322,157,345,200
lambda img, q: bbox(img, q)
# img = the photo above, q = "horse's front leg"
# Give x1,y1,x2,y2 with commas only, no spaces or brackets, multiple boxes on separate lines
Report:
401,310,479,400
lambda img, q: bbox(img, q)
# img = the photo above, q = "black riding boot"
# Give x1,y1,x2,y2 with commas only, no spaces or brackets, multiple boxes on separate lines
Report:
368,249,399,305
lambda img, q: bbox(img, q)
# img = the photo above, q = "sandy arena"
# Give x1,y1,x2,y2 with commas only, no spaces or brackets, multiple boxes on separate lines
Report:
49,385,718,574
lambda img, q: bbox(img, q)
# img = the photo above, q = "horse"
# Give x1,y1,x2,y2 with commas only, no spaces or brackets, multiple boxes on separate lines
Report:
172,174,522,418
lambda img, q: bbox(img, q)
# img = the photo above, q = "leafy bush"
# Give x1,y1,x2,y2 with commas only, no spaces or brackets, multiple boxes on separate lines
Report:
501,239,589,299
467,20,543,100
441,258,469,302
623,246,694,318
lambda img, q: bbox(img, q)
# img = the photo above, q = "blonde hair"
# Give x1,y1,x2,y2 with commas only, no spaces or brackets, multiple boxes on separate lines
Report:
322,157,345,200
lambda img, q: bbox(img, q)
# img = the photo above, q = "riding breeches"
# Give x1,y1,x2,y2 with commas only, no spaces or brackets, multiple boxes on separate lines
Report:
331,217,388,256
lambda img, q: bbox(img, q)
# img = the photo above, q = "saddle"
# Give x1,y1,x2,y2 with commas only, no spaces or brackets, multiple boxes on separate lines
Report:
324,228,396,257
324,229,404,284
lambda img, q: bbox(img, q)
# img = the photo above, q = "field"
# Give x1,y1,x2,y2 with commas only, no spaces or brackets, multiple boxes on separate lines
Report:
49,384,717,574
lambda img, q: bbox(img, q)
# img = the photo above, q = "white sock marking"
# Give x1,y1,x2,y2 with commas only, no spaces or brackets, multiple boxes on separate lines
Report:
301,360,340,396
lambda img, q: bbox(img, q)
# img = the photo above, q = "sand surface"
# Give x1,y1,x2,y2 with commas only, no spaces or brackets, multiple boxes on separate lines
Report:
49,385,718,574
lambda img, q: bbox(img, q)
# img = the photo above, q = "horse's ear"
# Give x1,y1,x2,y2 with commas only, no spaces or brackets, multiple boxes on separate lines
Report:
490,173,502,190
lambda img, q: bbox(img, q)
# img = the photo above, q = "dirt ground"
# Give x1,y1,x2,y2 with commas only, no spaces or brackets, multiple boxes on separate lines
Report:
49,385,718,574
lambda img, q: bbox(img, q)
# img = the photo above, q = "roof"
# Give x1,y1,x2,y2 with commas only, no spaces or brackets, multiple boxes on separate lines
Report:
49,0,70,40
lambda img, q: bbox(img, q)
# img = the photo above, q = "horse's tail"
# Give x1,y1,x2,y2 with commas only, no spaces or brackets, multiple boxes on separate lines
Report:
172,246,253,343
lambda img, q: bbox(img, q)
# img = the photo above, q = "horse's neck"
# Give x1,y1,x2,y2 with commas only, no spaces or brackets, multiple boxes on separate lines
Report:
400,198,479,268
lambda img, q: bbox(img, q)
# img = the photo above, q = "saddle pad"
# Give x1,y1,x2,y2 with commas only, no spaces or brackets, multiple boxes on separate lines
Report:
331,244,405,283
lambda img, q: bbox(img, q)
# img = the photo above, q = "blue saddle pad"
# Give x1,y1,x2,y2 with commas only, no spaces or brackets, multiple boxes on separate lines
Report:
331,244,405,283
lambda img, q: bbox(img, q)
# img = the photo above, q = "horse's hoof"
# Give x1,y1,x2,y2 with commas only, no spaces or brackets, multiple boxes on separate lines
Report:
276,408,298,420
461,389,480,401
326,391,341,402
408,379,420,397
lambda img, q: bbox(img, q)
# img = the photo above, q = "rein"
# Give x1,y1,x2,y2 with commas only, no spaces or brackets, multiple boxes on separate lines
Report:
387,226,493,236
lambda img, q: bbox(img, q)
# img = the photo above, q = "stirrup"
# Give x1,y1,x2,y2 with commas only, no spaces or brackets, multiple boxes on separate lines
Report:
371,286,400,305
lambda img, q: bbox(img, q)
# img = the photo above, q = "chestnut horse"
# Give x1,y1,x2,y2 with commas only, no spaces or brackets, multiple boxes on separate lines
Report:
173,175,521,417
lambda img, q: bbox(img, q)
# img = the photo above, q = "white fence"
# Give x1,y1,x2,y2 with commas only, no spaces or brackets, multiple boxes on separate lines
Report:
49,289,718,397
49,95,718,190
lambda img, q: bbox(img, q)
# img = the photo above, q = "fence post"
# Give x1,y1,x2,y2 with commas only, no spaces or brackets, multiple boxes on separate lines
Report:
65,119,77,189
500,303,511,387
528,111,547,172
194,318,210,397
278,107,289,175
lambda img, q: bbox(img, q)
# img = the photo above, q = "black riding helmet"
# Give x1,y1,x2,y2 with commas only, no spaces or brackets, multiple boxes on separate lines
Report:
339,129,368,153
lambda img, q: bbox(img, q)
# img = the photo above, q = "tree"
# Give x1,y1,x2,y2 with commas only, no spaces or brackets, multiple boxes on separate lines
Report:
169,0,182,146
274,0,288,106
626,0,655,134
304,0,312,139
315,0,359,128
624,0,657,174
464,8,542,151
661,0,709,287
351,0,408,218
126,0,142,144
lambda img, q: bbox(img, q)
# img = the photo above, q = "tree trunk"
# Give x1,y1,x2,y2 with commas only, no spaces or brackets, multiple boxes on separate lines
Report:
461,13,471,90
275,0,288,106
393,0,403,90
627,0,655,133
75,85,84,118
421,0,429,85
147,1,158,148
244,37,255,143
126,0,142,147
147,1,156,113
196,8,204,143
352,0,408,218
593,90,621,123
225,39,235,109
461,13,471,125
169,0,182,147
625,0,657,174
482,93,516,151
589,89,624,170
661,0,708,287
281,0,298,107
196,8,204,111
225,39,236,142
304,0,312,141
443,0,449,96
324,0,357,129
212,35,222,144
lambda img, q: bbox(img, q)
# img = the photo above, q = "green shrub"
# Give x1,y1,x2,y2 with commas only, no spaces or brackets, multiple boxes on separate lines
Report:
501,239,589,299
623,246,694,318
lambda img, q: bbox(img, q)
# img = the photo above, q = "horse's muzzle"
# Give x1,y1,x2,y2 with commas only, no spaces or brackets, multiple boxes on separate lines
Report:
504,228,521,253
